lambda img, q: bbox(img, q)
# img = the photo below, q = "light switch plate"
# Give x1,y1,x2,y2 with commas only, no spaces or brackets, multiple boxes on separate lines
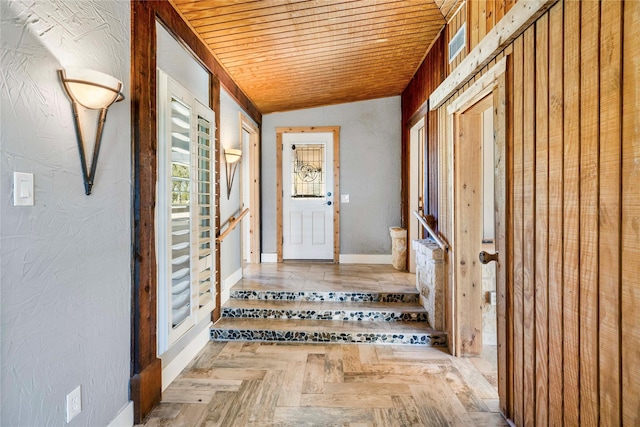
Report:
341,194,350,203
13,172,34,206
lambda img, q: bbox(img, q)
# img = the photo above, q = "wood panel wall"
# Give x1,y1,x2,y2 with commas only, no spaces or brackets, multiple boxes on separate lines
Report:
467,0,518,52
408,0,639,424
506,1,639,423
401,32,445,231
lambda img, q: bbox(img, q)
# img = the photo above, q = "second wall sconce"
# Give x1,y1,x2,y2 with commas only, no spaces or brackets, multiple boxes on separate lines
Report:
224,148,242,199
59,68,124,195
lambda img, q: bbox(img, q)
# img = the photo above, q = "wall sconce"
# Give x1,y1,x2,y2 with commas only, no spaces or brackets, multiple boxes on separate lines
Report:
59,68,124,195
224,148,242,199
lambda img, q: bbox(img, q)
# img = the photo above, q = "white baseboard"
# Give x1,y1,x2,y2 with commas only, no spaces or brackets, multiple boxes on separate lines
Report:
261,253,278,263
162,323,212,391
107,401,134,427
261,253,391,264
221,287,230,305
221,267,243,305
339,254,392,264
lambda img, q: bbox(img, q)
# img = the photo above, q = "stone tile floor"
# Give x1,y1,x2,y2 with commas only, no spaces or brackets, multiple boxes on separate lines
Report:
139,263,505,426
139,342,505,426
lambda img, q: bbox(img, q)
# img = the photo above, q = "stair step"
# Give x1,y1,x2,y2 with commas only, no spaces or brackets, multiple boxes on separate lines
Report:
229,289,419,303
222,299,428,322
211,318,447,346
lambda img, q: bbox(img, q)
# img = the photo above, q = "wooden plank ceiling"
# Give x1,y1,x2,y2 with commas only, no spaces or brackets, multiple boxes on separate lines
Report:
171,0,458,113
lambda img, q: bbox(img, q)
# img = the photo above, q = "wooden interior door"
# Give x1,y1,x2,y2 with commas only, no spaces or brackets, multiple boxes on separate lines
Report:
454,94,495,356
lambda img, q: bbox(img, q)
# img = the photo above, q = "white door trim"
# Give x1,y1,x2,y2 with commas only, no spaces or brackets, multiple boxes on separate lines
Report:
239,112,260,264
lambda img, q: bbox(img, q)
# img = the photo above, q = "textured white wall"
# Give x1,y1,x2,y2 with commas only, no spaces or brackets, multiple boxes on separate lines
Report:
0,1,131,425
261,97,402,255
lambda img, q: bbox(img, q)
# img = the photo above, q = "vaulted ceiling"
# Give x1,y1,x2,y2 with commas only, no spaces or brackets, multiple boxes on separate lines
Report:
171,0,461,114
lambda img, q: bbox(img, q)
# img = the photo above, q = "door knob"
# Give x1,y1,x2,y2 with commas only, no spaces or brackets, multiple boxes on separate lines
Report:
479,251,499,264
324,201,332,206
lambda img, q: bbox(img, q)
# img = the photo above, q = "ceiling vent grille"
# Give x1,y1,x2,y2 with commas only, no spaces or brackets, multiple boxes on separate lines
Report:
448,23,466,63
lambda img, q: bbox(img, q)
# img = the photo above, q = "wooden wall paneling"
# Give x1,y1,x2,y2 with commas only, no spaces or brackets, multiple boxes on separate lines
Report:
504,50,515,422
598,1,622,424
401,32,446,122
621,0,640,424
511,34,524,427
469,0,479,50
130,1,162,423
478,1,487,42
401,32,445,233
522,25,536,427
496,0,506,23
579,1,600,424
562,1,581,425
534,13,549,426
486,0,495,39
546,3,564,425
461,1,468,67
494,72,509,416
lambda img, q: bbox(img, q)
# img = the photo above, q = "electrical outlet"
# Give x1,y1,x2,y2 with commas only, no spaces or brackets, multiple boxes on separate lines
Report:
66,386,82,423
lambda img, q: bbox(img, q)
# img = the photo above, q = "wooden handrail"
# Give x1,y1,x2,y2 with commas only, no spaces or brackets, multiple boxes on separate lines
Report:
217,208,249,242
413,210,449,251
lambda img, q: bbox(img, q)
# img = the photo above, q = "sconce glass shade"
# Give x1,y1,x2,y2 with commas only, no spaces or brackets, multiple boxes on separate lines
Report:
224,148,242,199
224,148,242,164
59,68,124,109
58,68,124,195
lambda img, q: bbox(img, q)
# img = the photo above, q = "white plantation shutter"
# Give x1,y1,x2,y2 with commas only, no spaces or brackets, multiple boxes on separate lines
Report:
157,69,216,354
195,108,215,314
169,96,193,333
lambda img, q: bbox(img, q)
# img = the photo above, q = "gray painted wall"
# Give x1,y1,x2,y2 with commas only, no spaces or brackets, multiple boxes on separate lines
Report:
261,97,402,256
219,89,257,284
157,22,209,104
1,1,131,425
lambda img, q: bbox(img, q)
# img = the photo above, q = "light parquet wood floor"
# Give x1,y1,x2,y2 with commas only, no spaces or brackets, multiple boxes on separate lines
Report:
139,342,507,427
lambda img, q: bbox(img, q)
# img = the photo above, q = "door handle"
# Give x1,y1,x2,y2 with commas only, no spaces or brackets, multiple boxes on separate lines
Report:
323,201,332,206
479,251,499,264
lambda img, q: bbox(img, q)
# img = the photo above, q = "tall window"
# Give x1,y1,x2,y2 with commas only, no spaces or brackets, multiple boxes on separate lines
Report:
157,69,215,353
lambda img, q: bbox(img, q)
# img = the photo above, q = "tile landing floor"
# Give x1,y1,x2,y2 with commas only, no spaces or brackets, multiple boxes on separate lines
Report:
139,263,506,426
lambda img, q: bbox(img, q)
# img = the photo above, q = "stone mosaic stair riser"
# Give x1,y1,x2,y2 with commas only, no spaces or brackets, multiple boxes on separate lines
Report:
210,328,448,346
229,290,419,303
221,307,428,322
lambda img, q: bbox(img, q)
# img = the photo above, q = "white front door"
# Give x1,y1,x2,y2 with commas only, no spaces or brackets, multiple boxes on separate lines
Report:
282,132,334,260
